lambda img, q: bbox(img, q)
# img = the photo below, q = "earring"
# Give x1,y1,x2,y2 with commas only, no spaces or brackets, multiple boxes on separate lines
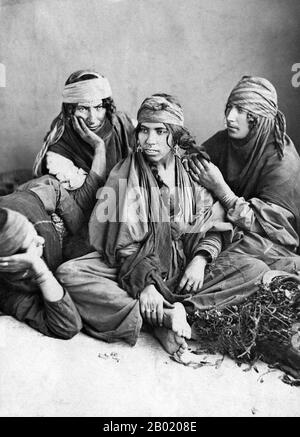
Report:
136,140,142,152
173,144,180,157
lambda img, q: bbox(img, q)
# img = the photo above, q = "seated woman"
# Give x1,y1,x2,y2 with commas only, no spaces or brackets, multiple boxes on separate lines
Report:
32,70,135,257
185,76,300,272
56,94,268,360
0,176,86,338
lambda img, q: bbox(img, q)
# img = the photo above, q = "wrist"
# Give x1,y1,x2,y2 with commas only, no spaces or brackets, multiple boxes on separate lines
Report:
31,258,48,275
93,140,105,152
193,253,209,265
219,188,238,209
141,283,156,294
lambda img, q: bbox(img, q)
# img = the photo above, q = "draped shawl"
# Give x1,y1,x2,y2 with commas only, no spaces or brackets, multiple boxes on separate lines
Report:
34,112,135,179
202,130,300,237
89,152,232,303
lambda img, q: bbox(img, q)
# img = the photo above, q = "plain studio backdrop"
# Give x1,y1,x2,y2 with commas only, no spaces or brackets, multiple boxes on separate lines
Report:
0,0,299,172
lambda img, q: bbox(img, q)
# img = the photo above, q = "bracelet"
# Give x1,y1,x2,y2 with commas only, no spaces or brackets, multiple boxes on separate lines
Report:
220,191,238,209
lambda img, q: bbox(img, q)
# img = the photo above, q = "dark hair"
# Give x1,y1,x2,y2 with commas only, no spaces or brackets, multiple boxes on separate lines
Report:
135,93,196,151
63,70,116,123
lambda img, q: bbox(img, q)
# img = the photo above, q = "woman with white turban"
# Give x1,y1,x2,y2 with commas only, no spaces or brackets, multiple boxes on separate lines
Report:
33,70,135,257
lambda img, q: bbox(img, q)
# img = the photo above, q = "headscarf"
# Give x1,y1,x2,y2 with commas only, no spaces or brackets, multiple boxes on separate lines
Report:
227,75,286,158
62,77,112,105
33,71,112,177
0,207,32,256
137,95,184,127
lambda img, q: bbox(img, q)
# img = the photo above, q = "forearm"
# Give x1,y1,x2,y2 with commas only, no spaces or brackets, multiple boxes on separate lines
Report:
193,232,223,262
91,146,106,178
219,194,263,232
0,276,82,339
31,258,64,302
71,144,106,213
70,171,105,215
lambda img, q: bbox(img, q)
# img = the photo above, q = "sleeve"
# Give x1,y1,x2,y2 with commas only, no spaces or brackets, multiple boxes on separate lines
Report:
46,152,88,190
223,195,299,249
69,171,105,216
191,231,222,262
222,195,265,233
45,152,105,218
0,283,82,339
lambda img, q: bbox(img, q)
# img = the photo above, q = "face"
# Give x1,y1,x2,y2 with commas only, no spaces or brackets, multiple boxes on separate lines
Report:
138,122,172,164
225,104,250,139
74,102,107,131
1,221,45,278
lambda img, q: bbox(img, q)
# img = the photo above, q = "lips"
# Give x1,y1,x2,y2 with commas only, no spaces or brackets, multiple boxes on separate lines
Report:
87,124,100,130
143,149,159,154
227,125,239,131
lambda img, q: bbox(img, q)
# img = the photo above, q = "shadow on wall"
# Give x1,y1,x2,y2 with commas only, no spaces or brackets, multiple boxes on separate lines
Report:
0,169,33,196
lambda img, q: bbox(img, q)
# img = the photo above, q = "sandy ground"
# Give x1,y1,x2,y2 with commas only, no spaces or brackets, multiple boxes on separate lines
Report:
0,315,299,417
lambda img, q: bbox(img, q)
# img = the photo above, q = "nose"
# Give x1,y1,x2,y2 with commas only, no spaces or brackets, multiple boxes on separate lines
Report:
146,130,157,145
226,107,238,122
87,108,97,123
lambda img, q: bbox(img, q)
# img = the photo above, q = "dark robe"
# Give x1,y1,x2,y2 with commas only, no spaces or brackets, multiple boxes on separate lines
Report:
0,180,85,338
201,130,300,242
44,111,135,179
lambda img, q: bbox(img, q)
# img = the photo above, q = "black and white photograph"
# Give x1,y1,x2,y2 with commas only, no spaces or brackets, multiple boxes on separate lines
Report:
0,0,299,419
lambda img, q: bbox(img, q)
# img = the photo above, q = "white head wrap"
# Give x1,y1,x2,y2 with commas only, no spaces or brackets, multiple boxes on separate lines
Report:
62,77,112,105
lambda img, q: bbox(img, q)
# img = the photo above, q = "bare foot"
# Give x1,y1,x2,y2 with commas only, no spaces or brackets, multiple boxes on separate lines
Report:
154,326,188,355
173,349,206,365
163,302,191,339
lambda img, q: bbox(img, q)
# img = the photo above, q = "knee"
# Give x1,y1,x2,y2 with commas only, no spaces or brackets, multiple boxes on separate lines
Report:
56,260,78,282
241,257,269,281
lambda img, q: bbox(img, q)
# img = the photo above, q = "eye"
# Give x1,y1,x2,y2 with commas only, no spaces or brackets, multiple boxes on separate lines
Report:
17,248,28,254
96,105,104,111
77,106,87,112
156,129,167,135
236,105,245,114
139,127,148,134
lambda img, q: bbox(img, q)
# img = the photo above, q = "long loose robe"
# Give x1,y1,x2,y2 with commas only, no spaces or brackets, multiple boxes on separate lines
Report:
200,130,300,266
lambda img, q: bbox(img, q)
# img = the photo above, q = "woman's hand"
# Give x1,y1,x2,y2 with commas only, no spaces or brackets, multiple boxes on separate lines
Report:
72,115,104,150
178,254,207,294
139,284,174,327
0,245,42,274
188,156,229,198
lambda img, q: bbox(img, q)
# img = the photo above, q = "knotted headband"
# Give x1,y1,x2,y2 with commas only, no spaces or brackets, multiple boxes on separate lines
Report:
137,95,184,127
62,77,112,105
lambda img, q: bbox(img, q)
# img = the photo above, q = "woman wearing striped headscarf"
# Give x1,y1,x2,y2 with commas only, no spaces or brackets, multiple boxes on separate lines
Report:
187,75,300,275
